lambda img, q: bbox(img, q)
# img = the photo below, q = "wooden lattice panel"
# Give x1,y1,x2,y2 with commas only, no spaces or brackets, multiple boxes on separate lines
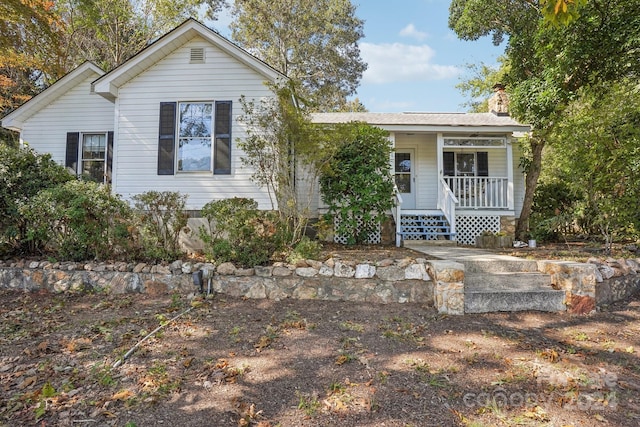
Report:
333,215,381,244
455,215,500,245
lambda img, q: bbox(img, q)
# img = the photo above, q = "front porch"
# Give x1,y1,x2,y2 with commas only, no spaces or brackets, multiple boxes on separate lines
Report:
391,132,522,247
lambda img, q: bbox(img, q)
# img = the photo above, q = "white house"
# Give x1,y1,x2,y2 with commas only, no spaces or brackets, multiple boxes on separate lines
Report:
1,19,284,211
312,112,530,245
1,19,530,247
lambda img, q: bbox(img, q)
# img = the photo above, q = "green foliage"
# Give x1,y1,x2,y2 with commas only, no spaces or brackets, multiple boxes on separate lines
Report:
540,0,588,27
530,181,581,242
21,180,133,261
131,191,189,261
199,198,284,267
238,83,344,245
548,80,640,246
230,0,366,111
456,59,509,112
0,145,73,255
287,236,322,264
319,123,395,245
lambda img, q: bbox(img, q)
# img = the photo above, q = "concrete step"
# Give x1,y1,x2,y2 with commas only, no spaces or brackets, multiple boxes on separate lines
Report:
464,272,565,313
465,287,566,313
465,272,552,289
462,259,539,273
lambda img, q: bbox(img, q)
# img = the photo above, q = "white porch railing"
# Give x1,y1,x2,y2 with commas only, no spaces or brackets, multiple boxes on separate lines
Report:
438,178,458,238
392,185,404,247
444,177,509,209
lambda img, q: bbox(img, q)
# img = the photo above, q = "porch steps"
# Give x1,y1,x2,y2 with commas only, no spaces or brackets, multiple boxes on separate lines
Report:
399,212,455,241
403,243,567,313
464,269,565,314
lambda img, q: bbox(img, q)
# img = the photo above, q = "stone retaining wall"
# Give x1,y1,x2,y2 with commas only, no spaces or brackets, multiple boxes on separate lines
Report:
2,255,638,315
538,257,640,313
0,257,453,311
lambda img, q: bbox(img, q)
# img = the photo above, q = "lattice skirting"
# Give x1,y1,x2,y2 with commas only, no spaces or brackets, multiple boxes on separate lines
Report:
333,215,381,244
455,215,501,246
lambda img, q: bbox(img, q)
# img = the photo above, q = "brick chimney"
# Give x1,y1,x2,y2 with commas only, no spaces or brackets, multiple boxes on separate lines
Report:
489,83,509,116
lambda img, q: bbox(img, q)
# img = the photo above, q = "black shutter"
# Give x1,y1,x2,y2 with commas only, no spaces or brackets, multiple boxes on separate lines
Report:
214,101,232,175
106,131,114,184
65,132,79,174
158,102,176,175
443,152,454,176
477,152,489,176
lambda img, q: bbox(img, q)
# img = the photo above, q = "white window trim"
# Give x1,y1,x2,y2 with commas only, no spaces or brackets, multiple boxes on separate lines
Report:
176,101,214,174
443,136,506,148
79,132,108,183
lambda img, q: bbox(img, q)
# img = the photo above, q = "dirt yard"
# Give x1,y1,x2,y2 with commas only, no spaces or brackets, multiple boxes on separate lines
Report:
2,241,640,426
1,281,639,427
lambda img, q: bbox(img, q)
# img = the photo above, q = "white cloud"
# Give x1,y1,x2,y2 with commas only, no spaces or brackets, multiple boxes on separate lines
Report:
399,24,428,41
360,42,460,84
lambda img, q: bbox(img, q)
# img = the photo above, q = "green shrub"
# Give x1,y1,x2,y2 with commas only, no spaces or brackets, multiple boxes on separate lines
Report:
287,236,322,264
319,124,395,245
0,145,73,255
21,180,134,260
199,198,284,267
530,181,582,242
131,191,189,261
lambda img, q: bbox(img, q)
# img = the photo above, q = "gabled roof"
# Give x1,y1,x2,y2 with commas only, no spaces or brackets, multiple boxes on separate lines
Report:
1,62,105,131
312,112,530,133
93,18,285,101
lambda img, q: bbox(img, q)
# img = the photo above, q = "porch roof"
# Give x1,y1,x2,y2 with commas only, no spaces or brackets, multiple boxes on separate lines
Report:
312,112,530,133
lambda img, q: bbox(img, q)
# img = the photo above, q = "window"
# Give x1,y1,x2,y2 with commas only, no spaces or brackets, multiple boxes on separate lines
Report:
158,101,232,175
81,133,107,182
444,152,488,177
178,103,212,172
65,132,113,184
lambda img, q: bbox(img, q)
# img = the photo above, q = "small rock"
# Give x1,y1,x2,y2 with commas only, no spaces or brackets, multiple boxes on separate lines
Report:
376,258,394,267
295,267,318,278
355,264,375,279
235,268,255,276
216,262,236,275
181,262,193,274
133,263,147,273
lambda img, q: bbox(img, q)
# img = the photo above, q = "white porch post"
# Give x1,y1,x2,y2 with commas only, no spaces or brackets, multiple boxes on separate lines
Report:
436,133,444,201
506,137,514,210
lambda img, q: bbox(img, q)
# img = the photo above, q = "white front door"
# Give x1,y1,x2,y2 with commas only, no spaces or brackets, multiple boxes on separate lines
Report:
394,149,415,209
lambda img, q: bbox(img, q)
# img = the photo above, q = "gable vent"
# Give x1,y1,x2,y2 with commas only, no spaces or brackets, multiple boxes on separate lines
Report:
190,47,205,63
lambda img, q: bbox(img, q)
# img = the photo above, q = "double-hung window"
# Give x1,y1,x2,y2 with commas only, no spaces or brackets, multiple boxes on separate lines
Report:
178,102,213,172
81,133,107,182
65,131,113,184
158,101,232,175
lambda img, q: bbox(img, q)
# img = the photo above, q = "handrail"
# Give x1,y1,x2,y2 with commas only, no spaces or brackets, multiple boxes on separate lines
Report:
392,185,403,247
438,178,458,239
443,176,509,209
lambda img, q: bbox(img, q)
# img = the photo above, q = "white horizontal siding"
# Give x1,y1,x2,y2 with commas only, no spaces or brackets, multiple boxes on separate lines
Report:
114,36,275,210
19,74,114,166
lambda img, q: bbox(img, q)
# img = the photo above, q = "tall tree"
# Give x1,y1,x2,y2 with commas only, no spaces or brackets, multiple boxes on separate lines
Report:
0,0,65,111
56,0,226,72
230,0,366,112
449,0,640,239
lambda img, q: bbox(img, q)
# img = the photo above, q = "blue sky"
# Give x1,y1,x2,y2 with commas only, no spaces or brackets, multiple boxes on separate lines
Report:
211,0,505,113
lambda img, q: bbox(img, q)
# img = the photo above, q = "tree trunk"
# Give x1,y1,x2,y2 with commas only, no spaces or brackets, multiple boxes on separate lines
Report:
516,137,545,240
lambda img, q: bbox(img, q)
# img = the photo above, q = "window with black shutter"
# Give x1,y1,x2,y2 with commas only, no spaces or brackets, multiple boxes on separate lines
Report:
214,101,232,174
158,102,177,175
159,100,231,175
65,132,80,174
